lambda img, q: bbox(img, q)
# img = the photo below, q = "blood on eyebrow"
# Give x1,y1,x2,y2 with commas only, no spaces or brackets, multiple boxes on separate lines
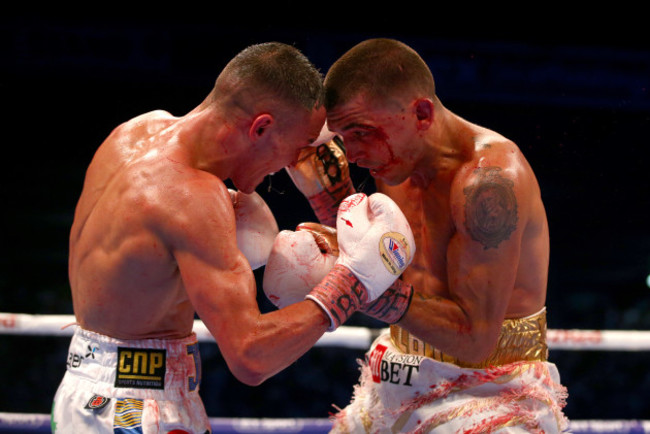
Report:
342,123,375,132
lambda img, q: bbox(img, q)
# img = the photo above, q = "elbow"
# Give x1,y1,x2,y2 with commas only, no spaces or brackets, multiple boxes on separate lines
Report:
443,317,497,364
460,342,495,365
458,328,499,364
233,369,267,387
227,342,276,386
230,359,270,386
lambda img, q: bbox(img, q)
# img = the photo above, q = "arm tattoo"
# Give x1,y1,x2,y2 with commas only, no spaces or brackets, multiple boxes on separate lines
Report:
463,167,518,249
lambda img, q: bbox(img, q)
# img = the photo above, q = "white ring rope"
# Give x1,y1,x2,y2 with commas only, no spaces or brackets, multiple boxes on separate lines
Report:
2,312,650,433
2,312,650,351
1,413,649,433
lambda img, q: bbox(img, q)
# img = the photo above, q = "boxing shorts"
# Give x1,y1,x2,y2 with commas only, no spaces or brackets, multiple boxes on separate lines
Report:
51,327,210,433
331,308,569,433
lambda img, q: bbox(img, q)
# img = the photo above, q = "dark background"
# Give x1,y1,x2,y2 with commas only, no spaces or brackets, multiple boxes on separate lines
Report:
2,9,649,423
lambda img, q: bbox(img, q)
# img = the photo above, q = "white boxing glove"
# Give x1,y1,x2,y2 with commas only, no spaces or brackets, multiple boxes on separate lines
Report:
335,192,414,299
306,193,415,330
262,223,338,308
265,220,414,325
229,189,279,270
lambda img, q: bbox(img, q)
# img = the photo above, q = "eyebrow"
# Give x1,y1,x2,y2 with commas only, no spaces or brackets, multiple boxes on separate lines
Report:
340,123,375,132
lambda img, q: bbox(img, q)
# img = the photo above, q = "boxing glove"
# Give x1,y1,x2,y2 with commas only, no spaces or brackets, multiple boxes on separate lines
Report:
229,189,279,270
264,220,412,324
262,223,338,308
286,123,355,227
306,193,415,330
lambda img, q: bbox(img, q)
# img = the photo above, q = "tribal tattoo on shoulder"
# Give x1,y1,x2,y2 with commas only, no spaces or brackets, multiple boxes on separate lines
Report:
462,167,518,249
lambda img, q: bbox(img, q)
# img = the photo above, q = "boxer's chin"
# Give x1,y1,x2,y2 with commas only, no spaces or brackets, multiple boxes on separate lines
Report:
232,176,260,195
370,165,398,186
373,162,412,187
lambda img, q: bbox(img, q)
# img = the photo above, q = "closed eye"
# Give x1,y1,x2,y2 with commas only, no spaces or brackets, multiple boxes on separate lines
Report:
343,125,376,141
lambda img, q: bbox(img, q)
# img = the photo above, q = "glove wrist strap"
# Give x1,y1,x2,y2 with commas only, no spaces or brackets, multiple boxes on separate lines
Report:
308,178,355,227
361,278,414,324
306,264,368,331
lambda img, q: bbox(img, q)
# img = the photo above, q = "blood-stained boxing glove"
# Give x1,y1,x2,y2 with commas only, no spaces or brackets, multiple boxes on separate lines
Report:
228,189,279,270
306,193,415,330
286,123,355,227
264,221,412,324
295,222,339,253
262,223,338,308
334,193,414,295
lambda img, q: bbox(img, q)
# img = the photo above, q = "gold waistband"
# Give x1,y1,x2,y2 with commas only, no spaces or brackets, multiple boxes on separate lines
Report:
389,308,548,368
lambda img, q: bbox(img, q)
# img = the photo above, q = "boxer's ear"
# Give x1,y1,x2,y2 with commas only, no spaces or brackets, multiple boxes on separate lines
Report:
414,98,434,130
249,114,274,141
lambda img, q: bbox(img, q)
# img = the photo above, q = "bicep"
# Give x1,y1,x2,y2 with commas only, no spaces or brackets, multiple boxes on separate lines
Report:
175,242,258,327
166,185,260,345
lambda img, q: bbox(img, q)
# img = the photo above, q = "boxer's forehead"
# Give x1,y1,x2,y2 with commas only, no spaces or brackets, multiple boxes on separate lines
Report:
326,93,392,135
302,105,327,147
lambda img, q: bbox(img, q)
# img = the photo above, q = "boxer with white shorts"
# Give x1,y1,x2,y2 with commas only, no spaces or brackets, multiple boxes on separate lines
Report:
281,38,570,431
57,42,415,433
264,227,568,433
331,312,568,433
52,328,209,433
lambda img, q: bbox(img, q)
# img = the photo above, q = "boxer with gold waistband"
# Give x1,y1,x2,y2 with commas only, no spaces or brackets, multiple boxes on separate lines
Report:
282,38,569,432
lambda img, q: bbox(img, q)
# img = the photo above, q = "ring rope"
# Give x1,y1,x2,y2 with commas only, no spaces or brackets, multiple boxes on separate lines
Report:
2,312,650,351
1,413,649,433
2,312,650,433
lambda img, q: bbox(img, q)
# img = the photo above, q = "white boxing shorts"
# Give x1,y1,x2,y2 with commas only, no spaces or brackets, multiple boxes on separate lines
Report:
330,332,569,434
51,327,211,433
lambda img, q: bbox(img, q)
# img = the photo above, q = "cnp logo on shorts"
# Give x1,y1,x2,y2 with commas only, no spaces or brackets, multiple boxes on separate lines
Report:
115,348,166,389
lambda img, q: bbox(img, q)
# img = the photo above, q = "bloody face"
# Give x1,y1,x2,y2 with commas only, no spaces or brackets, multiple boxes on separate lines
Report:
327,94,421,186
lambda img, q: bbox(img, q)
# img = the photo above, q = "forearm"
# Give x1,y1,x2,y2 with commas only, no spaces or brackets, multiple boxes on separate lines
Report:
397,291,496,363
306,177,355,227
225,300,329,386
186,257,330,386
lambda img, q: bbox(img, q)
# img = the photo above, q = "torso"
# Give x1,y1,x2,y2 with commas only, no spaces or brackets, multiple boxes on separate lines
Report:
378,129,549,319
69,111,205,339
379,180,453,298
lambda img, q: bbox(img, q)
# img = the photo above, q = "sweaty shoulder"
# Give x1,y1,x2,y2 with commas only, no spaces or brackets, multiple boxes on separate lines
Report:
455,132,537,194
94,110,178,167
152,168,235,254
101,110,176,152
114,110,176,136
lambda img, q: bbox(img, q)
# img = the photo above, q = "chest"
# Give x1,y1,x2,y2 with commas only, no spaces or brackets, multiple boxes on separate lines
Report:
378,182,455,275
